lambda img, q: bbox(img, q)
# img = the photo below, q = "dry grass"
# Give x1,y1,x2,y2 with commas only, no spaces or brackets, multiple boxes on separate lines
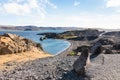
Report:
63,36,77,39
0,47,53,70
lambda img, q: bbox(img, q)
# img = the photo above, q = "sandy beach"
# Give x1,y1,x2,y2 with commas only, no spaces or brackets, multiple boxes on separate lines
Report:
57,40,90,57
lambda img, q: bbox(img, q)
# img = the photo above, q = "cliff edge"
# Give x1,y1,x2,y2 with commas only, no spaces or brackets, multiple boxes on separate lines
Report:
0,33,52,70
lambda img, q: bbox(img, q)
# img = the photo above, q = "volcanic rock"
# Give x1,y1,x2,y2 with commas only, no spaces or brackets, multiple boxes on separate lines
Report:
97,37,115,45
91,43,103,55
73,48,90,76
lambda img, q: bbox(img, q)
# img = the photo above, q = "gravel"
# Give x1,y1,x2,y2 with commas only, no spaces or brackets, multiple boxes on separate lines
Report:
0,56,89,80
0,54,120,80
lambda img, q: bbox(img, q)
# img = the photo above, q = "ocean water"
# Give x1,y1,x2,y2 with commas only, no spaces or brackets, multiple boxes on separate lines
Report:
0,30,71,54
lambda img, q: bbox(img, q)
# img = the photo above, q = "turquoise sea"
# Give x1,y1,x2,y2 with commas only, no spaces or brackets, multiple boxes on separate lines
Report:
0,30,71,54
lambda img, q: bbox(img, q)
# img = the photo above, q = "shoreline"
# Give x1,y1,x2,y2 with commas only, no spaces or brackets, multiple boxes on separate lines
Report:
55,39,71,55
56,40,74,57
56,39,90,57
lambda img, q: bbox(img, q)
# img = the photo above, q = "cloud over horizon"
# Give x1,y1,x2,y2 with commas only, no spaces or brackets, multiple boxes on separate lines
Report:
0,0,120,29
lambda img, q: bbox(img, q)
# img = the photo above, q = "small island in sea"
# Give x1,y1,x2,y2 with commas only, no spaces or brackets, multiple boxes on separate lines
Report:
0,26,120,80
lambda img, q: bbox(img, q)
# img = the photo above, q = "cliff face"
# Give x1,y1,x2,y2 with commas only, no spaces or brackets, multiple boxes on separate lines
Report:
0,33,43,55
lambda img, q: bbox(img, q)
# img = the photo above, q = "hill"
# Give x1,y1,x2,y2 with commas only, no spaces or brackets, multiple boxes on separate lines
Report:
0,25,82,31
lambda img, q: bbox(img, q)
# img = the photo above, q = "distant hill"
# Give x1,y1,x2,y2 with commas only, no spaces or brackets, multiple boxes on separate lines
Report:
0,25,82,31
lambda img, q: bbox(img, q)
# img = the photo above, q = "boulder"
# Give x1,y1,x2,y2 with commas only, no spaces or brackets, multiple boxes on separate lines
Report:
0,46,13,54
113,43,120,50
104,48,113,54
91,43,102,56
97,38,115,45
73,48,90,76
4,33,24,41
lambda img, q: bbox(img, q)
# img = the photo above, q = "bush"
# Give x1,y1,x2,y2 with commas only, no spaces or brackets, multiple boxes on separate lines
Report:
68,51,76,56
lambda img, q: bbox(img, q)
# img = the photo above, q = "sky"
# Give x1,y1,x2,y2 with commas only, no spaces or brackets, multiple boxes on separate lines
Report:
0,0,120,29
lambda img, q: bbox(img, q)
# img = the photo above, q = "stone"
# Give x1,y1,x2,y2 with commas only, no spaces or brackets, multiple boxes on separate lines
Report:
25,76,37,80
104,48,113,54
4,33,24,41
73,48,90,76
91,43,102,56
97,37,115,45
113,43,120,50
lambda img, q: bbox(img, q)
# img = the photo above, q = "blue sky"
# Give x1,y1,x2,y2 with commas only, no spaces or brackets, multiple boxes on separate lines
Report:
0,0,120,29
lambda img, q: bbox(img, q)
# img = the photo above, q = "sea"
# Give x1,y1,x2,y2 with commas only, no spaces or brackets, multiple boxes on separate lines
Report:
0,30,71,55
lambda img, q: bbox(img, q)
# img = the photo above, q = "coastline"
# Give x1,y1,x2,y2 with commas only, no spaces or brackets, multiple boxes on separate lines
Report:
55,39,71,55
56,39,90,57
57,40,73,56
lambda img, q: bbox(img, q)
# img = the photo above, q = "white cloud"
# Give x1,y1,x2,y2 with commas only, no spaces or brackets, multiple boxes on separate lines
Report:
106,0,120,13
74,1,80,7
106,0,120,8
106,0,120,7
0,0,57,17
28,0,39,8
3,2,30,15
37,13,120,29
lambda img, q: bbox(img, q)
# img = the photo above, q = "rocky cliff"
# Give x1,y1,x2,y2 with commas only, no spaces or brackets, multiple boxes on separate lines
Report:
0,33,43,55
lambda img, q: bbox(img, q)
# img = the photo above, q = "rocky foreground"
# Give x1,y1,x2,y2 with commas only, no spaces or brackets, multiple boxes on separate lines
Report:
0,33,52,70
0,30,120,80
0,53,120,80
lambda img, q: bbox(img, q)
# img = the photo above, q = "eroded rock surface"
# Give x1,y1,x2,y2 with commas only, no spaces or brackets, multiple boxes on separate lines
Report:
73,48,90,76
0,33,42,55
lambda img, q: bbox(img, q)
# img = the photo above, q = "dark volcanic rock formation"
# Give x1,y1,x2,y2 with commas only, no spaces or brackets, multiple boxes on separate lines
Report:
39,32,60,39
73,48,90,76
96,37,115,45
68,36,98,41
37,29,104,41
91,43,102,56
103,31,120,37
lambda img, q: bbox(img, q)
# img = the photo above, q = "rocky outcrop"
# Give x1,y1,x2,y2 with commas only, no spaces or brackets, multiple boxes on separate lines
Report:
38,29,104,40
68,36,98,41
113,43,120,50
38,33,61,39
104,48,113,54
73,48,90,76
91,43,102,55
91,36,120,54
95,37,115,45
0,33,42,55
103,31,120,37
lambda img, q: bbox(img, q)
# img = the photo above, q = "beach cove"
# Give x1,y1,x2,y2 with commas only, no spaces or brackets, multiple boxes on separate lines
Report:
0,30,71,55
